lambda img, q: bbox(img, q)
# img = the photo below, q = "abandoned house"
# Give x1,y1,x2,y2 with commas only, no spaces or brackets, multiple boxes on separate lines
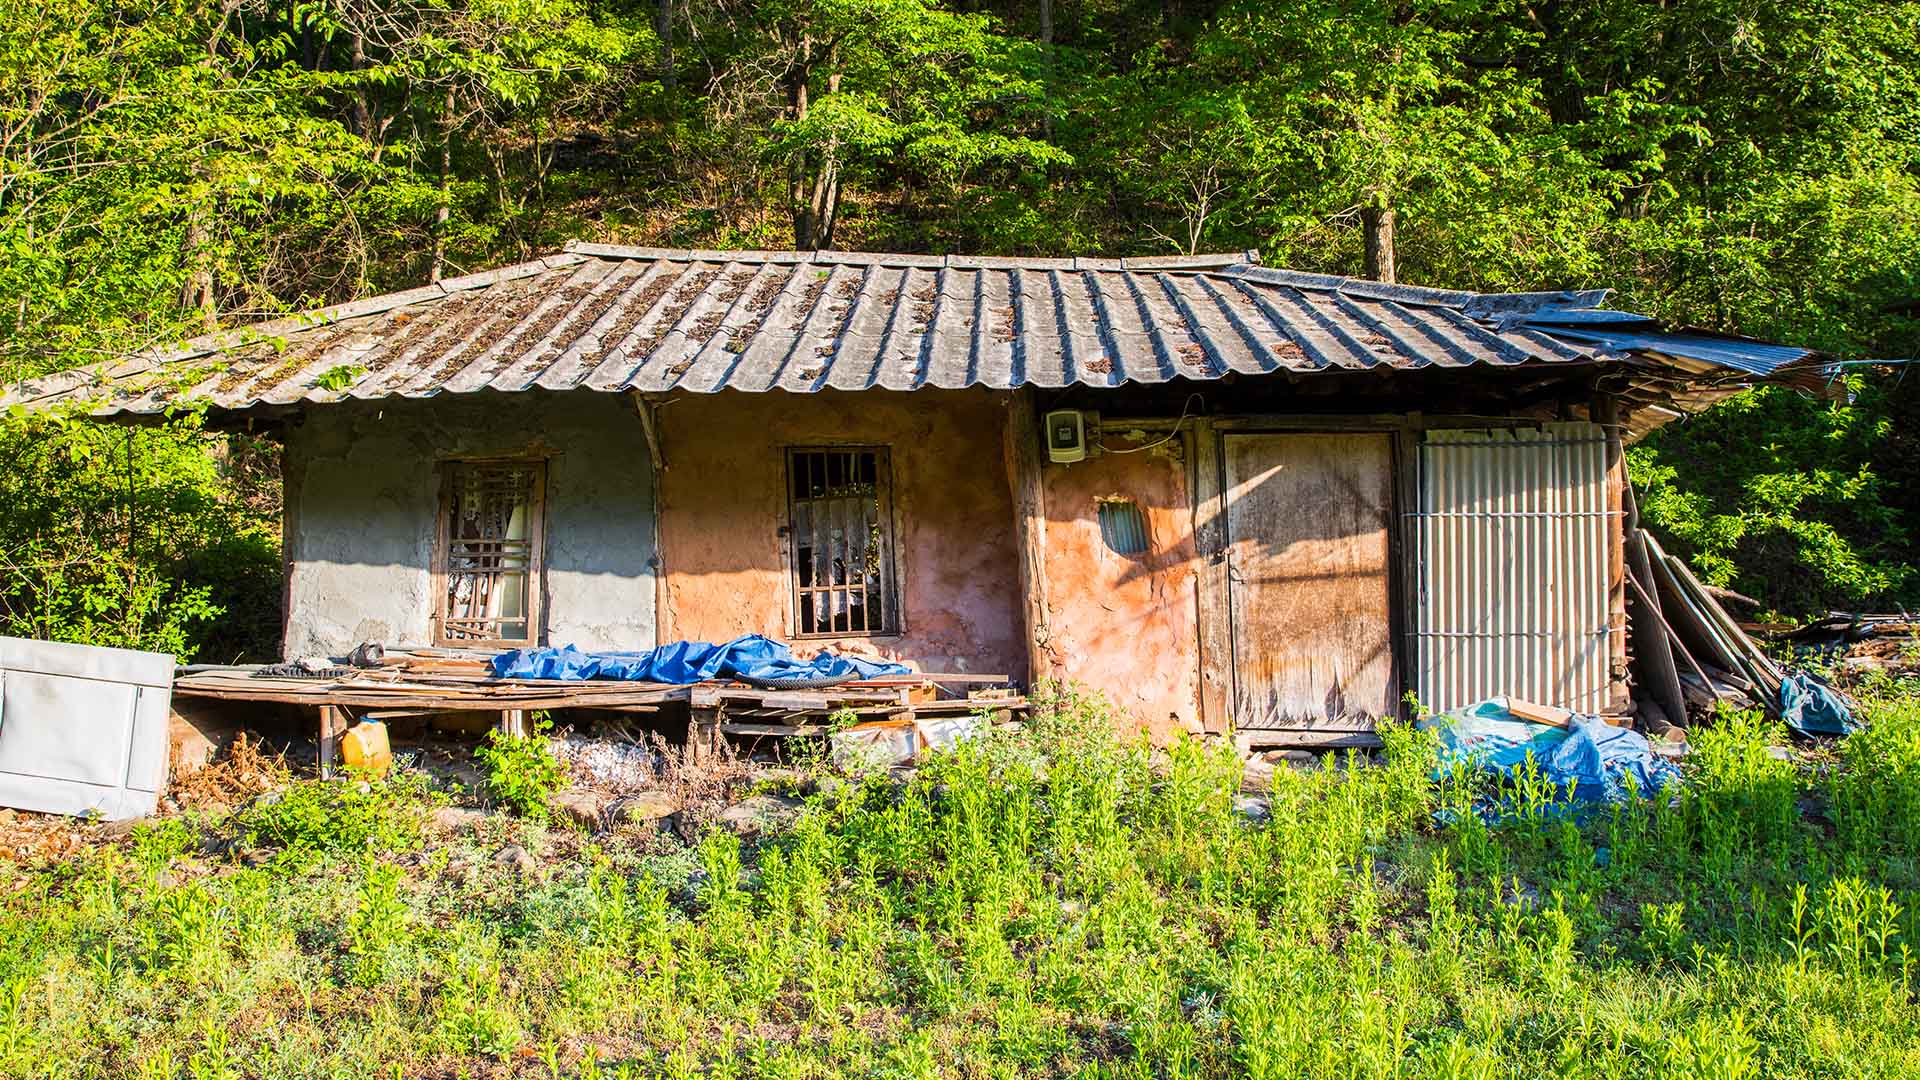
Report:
0,245,1828,749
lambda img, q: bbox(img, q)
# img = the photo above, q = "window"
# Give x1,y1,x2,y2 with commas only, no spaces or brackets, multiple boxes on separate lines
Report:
787,447,898,636
1096,498,1150,556
435,459,545,646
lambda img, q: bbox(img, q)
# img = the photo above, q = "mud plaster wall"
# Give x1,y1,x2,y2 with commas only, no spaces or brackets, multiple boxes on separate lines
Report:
1038,439,1202,740
281,391,655,656
656,389,1023,676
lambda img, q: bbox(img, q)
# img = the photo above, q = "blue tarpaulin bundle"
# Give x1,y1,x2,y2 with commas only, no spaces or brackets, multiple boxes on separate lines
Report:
1779,671,1860,737
1418,698,1683,807
488,634,912,684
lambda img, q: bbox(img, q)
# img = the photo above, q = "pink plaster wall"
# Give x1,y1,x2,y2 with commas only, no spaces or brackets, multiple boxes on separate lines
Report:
657,388,1024,677
1039,441,1203,740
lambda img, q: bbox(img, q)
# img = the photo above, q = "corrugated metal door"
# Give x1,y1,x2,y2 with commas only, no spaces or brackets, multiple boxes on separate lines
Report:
1223,433,1395,731
1414,423,1612,714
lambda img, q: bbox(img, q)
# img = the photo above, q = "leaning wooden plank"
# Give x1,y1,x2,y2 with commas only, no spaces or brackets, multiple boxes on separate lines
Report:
1664,553,1785,688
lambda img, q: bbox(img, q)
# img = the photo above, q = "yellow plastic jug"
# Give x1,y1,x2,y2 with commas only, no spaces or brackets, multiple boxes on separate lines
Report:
341,720,393,775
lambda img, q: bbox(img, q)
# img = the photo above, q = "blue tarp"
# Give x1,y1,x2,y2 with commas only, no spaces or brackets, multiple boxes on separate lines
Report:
1419,698,1683,807
488,634,912,684
1780,671,1860,737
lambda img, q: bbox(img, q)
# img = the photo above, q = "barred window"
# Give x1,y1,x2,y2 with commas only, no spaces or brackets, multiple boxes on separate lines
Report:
786,448,898,637
435,460,544,646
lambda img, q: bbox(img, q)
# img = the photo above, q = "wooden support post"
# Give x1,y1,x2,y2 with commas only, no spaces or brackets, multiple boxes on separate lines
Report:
319,704,346,779
690,704,723,763
1003,389,1054,690
1595,393,1632,712
1189,416,1233,732
500,709,528,739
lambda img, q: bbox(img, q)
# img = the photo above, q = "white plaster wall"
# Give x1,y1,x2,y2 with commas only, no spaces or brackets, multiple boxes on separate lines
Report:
281,391,655,657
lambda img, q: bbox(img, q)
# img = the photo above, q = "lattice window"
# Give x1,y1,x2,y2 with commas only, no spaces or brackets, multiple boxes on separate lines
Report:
435,460,545,646
787,448,898,637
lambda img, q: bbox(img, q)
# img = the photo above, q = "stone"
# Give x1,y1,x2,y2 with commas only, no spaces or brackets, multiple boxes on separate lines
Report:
426,806,491,837
1240,757,1276,793
493,845,538,875
611,792,680,827
98,816,151,843
717,794,804,837
753,767,804,792
1233,795,1271,823
550,790,608,832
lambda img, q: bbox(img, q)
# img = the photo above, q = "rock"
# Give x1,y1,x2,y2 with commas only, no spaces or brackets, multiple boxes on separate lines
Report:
1241,757,1276,793
814,775,845,798
493,845,538,875
753,767,804,792
717,794,804,837
98,816,151,843
610,791,680,827
196,831,236,858
550,790,609,832
1233,795,1271,823
426,806,491,837
1267,750,1319,769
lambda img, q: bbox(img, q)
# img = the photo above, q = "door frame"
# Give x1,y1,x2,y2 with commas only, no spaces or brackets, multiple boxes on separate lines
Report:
1187,414,1414,741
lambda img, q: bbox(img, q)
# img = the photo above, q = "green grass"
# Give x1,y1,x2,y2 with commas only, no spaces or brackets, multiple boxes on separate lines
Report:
5,681,1920,1078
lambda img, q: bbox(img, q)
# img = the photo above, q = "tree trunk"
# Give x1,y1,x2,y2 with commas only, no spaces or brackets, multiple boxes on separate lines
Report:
1039,0,1055,140
349,32,372,139
1362,201,1396,283
789,69,844,250
787,67,812,249
429,87,453,283
656,0,676,94
180,189,216,332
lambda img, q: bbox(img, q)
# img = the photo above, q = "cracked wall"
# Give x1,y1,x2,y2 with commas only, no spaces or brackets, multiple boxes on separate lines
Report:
281,391,655,656
656,388,1023,676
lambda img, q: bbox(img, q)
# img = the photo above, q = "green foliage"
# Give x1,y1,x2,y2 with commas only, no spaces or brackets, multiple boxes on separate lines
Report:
0,408,280,660
0,0,1914,624
8,685,1920,1074
236,775,425,857
476,716,566,822
1633,378,1917,613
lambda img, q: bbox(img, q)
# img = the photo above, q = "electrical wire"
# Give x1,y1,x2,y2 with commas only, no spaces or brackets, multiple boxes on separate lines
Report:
1097,392,1206,454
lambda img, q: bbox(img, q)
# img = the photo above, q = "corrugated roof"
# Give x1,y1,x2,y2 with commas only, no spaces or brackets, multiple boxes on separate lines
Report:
0,245,1822,416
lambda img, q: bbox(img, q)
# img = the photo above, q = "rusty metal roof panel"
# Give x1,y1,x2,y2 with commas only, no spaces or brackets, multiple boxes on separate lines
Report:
3,243,1810,416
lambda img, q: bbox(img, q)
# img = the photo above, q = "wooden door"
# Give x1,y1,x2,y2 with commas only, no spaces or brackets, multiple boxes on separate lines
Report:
1223,433,1395,732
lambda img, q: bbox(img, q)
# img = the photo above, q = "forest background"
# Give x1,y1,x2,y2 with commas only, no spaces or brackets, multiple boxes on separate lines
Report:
1,0,1914,662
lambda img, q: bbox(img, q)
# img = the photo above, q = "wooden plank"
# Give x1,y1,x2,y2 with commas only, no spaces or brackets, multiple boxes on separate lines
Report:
1189,416,1233,732
1235,729,1383,751
1222,432,1395,731
1003,388,1054,689
720,722,831,737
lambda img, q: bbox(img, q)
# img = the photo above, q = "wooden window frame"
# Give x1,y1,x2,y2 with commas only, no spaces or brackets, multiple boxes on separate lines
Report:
784,446,901,639
432,457,547,649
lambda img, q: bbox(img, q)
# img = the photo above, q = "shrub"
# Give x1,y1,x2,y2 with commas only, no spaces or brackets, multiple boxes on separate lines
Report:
476,716,565,822
238,776,423,856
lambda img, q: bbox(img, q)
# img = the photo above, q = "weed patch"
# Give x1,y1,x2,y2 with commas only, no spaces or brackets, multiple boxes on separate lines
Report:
2,687,1920,1076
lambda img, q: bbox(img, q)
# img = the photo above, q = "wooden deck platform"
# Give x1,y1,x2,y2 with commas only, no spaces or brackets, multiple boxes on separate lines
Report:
173,657,1024,776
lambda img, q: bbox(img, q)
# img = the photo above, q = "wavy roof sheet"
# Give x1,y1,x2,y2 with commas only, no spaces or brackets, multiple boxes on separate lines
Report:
1,245,1818,416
